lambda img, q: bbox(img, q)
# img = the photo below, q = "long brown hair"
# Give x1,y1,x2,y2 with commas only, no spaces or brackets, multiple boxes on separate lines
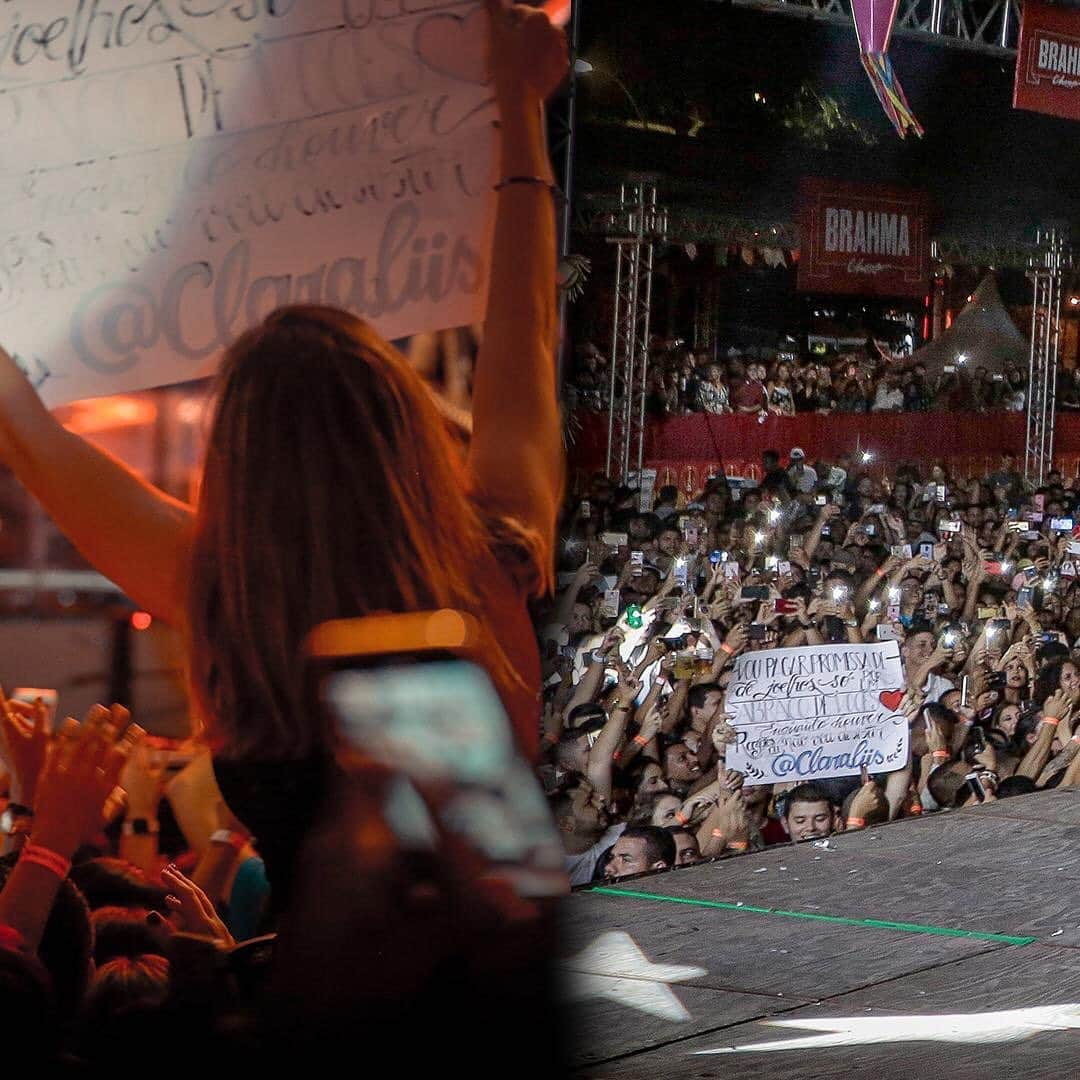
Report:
187,305,520,760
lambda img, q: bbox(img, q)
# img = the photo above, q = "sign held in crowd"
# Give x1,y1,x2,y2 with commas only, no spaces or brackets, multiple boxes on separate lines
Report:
0,0,496,405
725,642,908,785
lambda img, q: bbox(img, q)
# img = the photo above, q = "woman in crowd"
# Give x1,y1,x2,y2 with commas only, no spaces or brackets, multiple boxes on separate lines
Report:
0,0,567,903
766,361,797,415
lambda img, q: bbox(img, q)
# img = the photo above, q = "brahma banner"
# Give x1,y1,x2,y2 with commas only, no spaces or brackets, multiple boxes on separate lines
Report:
1013,0,1080,122
797,178,930,298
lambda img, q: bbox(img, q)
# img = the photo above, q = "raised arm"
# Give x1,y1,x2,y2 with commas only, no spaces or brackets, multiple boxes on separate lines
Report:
466,2,567,546
0,352,192,622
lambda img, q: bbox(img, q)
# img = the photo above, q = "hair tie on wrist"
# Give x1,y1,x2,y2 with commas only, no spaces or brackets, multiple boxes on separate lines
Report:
494,176,556,192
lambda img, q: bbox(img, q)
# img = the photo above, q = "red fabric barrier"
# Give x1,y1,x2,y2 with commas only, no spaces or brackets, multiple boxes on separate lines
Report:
568,411,1080,493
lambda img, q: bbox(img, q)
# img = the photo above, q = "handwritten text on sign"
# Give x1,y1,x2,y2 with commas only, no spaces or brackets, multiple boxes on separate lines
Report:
0,1,496,405
725,642,907,785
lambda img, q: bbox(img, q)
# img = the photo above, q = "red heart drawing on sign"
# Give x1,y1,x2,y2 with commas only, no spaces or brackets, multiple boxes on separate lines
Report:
414,9,489,86
879,689,904,712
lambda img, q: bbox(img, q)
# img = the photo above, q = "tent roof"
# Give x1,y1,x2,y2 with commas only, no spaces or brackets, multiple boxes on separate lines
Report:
910,275,1028,376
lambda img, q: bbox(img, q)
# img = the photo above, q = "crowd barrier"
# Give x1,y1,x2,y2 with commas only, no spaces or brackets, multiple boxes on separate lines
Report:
567,410,1080,494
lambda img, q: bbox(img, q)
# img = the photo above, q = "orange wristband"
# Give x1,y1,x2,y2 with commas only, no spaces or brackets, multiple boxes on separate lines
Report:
846,816,866,828
632,733,649,747
711,828,725,839
931,749,950,760
874,567,886,578
727,840,749,851
720,643,735,656
1043,716,1061,727
675,812,690,826
908,802,922,815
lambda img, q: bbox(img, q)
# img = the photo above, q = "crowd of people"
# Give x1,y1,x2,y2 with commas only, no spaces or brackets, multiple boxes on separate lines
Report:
539,448,1080,885
568,340,1036,416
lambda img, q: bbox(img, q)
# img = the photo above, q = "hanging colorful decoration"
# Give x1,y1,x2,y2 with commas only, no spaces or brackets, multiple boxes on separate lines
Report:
851,0,924,138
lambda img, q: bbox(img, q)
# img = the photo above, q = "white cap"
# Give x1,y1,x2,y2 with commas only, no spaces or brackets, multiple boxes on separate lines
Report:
790,447,806,460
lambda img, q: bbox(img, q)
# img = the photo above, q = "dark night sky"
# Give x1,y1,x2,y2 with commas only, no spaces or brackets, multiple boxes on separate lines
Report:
572,0,1080,244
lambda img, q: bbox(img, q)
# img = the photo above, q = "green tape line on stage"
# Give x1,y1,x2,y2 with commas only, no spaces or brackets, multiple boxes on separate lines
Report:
588,887,1036,946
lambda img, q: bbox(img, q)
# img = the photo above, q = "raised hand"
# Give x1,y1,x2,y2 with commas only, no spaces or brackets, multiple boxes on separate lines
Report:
722,623,748,657
924,714,950,758
1043,687,1077,722
846,768,887,826
32,705,144,858
162,864,235,948
120,740,168,820
0,694,50,806
710,713,738,754
713,788,750,846
719,767,745,793
485,0,568,104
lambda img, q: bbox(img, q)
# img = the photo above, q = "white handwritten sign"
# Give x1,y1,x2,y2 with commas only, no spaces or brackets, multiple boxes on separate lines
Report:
725,642,908,785
0,1,496,405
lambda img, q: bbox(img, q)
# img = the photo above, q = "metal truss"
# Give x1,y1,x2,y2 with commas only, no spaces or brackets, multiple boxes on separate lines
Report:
605,183,668,481
1025,229,1072,486
580,198,1048,271
722,0,1021,55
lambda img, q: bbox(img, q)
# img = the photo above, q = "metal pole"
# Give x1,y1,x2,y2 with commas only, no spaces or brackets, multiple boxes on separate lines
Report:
1041,234,1056,477
605,237,625,477
635,234,656,477
1047,233,1064,468
1025,247,1040,483
556,0,583,387
930,0,945,35
620,186,646,477
999,0,1012,49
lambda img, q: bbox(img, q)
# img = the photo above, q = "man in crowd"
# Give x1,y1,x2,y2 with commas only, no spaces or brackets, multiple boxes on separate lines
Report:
603,826,677,880
787,448,817,493
729,358,767,414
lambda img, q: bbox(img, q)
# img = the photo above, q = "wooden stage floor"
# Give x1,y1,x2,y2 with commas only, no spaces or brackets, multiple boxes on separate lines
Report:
559,788,1080,1078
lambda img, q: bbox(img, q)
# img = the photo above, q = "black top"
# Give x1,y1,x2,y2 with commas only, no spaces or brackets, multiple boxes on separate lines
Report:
212,754,334,914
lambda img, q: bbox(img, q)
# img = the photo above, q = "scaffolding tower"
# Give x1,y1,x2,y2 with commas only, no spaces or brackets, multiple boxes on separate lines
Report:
1025,229,1070,486
604,182,667,481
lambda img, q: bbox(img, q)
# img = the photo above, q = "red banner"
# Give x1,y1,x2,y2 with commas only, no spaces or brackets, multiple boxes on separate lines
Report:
569,410,1080,489
1013,0,1080,122
796,178,930,298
